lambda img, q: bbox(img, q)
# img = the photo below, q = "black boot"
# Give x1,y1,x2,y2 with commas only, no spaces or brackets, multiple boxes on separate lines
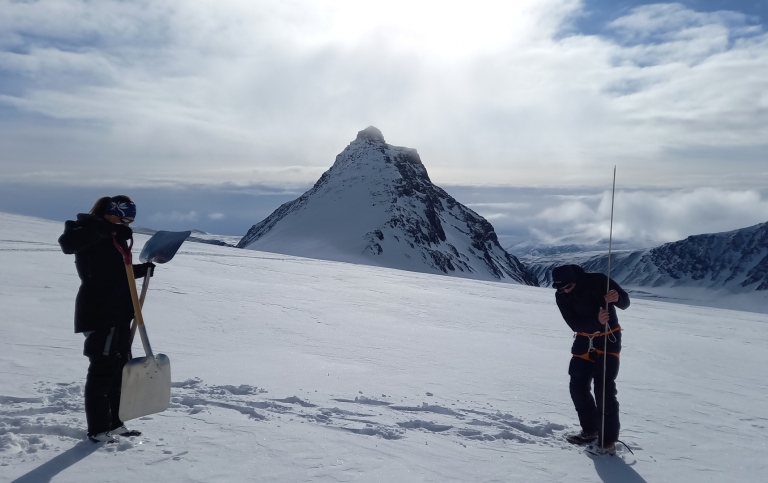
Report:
566,430,598,445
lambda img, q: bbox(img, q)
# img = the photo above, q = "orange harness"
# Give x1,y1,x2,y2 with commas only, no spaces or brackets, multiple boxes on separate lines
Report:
572,325,622,361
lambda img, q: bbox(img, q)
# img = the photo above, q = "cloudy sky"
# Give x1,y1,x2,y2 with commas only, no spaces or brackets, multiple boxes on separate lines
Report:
1,0,767,249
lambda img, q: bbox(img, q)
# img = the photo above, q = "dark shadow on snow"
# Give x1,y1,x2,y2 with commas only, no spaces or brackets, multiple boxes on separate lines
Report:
11,441,100,483
592,454,647,483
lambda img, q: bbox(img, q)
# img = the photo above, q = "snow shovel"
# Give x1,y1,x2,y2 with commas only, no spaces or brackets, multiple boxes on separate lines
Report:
129,230,192,344
139,230,192,265
113,231,189,422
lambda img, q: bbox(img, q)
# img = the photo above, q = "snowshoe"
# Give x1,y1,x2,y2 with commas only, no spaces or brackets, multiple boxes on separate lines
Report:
585,442,616,456
88,431,119,444
112,424,142,437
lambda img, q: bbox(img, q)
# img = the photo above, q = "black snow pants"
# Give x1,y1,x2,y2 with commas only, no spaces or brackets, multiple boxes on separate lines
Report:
568,352,620,447
83,325,131,435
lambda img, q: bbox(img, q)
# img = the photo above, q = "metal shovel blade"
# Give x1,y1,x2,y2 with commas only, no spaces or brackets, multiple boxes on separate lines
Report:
118,353,171,422
139,230,191,264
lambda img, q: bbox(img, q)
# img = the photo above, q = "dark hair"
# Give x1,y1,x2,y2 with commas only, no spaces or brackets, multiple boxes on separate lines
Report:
90,195,134,217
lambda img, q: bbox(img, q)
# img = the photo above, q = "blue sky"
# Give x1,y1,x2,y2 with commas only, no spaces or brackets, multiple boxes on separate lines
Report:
574,0,767,35
1,0,767,247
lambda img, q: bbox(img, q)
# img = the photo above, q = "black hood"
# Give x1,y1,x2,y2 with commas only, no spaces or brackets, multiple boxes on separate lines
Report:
552,264,585,289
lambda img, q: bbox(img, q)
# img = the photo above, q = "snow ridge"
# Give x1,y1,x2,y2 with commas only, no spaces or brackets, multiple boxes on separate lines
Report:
238,127,538,285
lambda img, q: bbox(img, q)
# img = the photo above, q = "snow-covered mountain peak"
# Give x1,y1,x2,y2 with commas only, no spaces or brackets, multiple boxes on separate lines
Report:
355,125,386,143
324,126,428,184
238,128,537,285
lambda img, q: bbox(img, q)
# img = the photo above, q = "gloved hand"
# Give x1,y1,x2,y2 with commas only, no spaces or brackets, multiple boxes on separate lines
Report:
96,220,116,240
143,262,156,276
134,262,155,279
111,223,133,242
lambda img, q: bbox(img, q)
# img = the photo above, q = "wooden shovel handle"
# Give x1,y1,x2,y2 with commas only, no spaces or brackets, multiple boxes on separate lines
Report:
129,267,153,345
114,234,154,357
124,263,144,327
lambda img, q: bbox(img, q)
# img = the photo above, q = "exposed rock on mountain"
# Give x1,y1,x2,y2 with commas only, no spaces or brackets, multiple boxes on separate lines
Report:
238,126,538,285
523,222,768,310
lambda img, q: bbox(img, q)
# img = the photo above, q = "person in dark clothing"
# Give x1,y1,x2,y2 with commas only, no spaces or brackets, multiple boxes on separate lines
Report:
552,264,630,455
58,195,154,443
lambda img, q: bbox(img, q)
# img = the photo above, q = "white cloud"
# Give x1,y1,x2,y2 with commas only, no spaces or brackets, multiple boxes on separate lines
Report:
607,3,756,42
0,0,766,194
538,199,598,224
148,211,199,224
466,202,531,210
529,188,768,248
461,184,768,251
614,188,768,240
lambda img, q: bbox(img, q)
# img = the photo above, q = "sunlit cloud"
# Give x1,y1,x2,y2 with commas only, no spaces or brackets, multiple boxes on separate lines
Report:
486,187,768,250
0,0,766,190
1,1,766,242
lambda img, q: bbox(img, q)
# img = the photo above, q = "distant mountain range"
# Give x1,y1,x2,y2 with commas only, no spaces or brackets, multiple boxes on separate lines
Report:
133,227,239,247
237,127,538,285
521,222,768,312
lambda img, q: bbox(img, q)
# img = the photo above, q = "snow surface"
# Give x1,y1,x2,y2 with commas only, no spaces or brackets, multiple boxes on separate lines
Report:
1,212,767,482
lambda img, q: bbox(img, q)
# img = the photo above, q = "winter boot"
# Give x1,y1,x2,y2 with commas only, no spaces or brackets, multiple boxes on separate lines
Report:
566,430,598,445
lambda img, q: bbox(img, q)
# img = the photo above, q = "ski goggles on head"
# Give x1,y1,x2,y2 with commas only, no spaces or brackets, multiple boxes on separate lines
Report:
106,199,137,219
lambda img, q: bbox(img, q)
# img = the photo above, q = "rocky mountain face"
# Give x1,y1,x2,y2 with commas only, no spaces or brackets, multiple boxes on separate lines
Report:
238,127,538,285
525,222,768,293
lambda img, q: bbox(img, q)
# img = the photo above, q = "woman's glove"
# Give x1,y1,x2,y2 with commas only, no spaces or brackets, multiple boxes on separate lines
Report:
133,262,156,279
111,223,133,242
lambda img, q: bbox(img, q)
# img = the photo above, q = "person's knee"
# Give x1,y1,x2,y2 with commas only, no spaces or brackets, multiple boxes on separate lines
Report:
569,376,591,392
569,358,593,383
87,356,123,385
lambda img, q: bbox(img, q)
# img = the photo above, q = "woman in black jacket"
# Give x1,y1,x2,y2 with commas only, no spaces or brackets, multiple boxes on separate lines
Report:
552,264,630,456
59,195,154,443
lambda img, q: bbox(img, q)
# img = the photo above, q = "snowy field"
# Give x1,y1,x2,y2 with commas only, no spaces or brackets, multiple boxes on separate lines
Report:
1,212,766,482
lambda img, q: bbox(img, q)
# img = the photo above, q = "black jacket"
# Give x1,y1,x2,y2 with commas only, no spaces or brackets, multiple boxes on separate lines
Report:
555,266,630,355
58,214,149,333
